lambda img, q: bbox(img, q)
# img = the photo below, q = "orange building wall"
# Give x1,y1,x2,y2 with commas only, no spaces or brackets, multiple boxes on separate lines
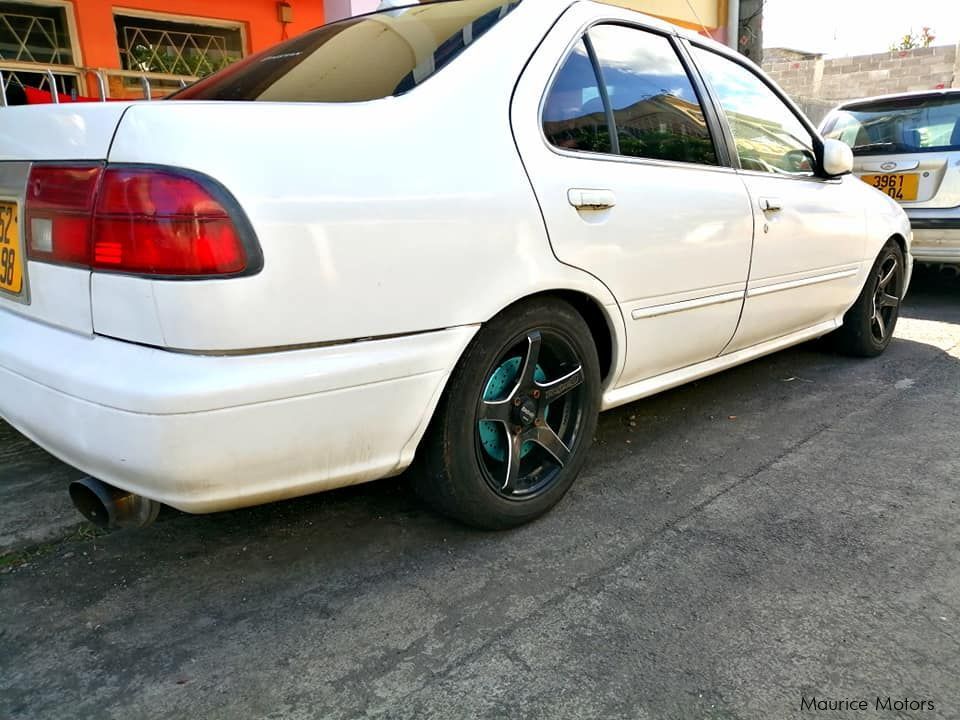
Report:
71,0,326,70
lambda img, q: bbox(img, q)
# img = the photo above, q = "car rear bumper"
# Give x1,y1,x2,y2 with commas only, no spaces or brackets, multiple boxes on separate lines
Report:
910,228,960,263
907,211,960,263
0,308,476,513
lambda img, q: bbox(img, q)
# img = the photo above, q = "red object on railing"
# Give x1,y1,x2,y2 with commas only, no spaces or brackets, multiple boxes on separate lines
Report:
23,86,101,104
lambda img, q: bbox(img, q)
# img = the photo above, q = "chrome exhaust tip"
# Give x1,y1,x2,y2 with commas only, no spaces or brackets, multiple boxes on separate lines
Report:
68,477,161,529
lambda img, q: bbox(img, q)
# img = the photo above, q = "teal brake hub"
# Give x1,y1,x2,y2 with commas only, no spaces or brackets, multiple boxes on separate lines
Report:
479,357,548,463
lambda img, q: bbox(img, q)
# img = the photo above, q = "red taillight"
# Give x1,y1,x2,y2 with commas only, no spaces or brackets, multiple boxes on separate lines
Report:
25,164,256,277
25,165,101,266
92,169,247,275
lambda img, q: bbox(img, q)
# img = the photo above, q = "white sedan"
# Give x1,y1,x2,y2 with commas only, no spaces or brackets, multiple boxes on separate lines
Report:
0,0,911,530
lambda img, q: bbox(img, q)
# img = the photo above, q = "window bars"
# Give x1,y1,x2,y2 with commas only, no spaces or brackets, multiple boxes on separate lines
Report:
0,9,73,65
116,19,242,78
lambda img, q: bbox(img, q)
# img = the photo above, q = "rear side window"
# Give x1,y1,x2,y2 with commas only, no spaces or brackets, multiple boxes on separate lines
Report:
174,0,521,102
590,25,716,165
542,24,717,166
542,40,613,154
822,95,960,155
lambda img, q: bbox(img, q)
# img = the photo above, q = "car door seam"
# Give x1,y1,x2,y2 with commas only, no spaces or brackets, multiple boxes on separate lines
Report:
506,1,628,389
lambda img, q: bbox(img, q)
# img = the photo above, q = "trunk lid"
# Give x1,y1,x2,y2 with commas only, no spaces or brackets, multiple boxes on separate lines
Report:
822,91,960,210
851,151,960,209
0,103,132,334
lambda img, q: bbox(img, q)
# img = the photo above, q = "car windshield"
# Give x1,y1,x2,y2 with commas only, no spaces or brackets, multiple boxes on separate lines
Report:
173,0,521,103
822,94,960,155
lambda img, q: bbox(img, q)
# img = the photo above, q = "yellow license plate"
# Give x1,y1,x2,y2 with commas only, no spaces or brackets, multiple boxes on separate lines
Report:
0,200,23,296
860,173,920,201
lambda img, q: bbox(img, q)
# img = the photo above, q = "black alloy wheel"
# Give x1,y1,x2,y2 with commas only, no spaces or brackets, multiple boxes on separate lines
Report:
870,253,902,344
414,298,601,529
832,239,905,357
475,328,587,501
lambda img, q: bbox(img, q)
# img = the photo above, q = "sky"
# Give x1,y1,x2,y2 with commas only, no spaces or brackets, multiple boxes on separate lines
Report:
763,0,960,57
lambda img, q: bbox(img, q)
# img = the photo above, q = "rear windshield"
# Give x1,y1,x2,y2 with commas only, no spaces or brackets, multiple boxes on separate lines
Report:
173,0,521,103
822,94,960,155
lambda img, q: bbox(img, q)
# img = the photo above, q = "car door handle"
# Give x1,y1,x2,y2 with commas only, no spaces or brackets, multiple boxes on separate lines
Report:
759,197,783,212
568,188,617,210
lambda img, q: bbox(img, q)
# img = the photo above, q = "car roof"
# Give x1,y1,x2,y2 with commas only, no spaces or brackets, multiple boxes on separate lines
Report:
835,87,960,111
359,1,734,55
583,0,689,34
578,0,737,53
355,0,742,72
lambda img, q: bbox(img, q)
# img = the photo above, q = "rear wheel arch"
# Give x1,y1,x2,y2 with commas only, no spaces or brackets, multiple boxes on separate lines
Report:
487,289,618,385
401,288,619,474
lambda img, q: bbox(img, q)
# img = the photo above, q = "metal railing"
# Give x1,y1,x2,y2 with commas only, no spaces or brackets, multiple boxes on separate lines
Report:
0,59,80,102
100,68,194,100
0,62,194,105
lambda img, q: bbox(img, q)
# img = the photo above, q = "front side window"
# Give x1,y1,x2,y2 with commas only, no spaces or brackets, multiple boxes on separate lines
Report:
692,46,816,176
822,95,960,155
176,0,521,102
542,24,717,166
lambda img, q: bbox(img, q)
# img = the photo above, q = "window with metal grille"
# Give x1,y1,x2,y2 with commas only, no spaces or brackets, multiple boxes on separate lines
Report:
114,14,243,79
0,2,78,99
0,1,74,64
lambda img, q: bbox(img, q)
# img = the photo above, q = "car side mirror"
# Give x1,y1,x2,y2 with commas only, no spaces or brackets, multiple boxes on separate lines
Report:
820,139,854,177
783,149,816,174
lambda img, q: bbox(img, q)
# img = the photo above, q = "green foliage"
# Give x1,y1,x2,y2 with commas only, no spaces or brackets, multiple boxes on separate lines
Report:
544,124,718,165
618,130,716,166
544,121,613,154
127,42,234,78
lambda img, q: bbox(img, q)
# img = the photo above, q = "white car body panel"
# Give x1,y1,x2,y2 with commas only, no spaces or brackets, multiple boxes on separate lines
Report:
0,102,134,162
0,0,912,514
0,307,477,512
724,173,867,352
104,98,620,352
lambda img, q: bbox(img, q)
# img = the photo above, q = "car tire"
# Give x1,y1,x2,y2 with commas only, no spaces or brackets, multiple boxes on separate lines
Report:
831,239,905,357
413,297,601,530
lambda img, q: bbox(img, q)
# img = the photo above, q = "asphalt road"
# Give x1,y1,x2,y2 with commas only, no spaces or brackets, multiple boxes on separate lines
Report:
2,268,959,720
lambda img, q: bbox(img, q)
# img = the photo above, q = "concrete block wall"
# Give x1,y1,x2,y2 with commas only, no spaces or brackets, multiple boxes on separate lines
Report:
763,44,960,122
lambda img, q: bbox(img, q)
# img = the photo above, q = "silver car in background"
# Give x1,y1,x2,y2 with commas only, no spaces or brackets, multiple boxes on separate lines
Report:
821,89,960,266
